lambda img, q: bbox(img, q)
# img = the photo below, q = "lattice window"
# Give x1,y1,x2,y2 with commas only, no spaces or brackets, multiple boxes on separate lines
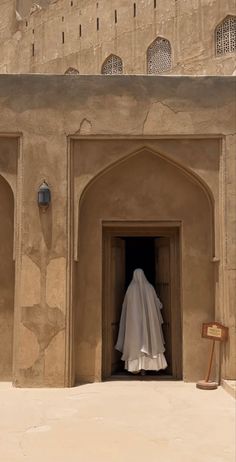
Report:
147,37,172,74
65,67,79,75
102,55,123,75
216,16,236,56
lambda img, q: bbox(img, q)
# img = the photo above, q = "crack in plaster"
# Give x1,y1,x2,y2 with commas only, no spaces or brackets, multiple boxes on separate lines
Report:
142,99,180,133
158,101,180,114
75,118,92,135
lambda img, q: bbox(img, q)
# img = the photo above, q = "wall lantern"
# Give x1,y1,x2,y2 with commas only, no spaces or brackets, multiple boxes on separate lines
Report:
37,180,51,212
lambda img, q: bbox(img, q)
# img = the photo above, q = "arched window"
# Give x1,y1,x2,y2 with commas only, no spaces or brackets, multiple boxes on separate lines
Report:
64,67,79,75
147,37,172,74
215,16,236,56
102,54,123,75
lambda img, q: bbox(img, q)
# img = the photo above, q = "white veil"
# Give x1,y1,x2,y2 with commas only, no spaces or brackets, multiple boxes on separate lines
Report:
115,268,166,363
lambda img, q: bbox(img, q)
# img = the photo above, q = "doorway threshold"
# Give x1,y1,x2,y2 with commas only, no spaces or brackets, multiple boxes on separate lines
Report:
105,373,175,381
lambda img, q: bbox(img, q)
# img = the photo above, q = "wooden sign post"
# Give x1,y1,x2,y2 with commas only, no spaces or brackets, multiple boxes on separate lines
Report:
196,322,228,390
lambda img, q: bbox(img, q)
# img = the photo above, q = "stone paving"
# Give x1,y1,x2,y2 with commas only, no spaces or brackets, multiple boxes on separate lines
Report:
0,381,235,462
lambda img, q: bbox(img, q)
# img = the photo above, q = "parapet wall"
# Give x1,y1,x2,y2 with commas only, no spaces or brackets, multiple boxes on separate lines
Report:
1,0,236,74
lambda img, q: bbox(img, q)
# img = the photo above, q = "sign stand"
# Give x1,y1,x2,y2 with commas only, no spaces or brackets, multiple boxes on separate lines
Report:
196,322,228,391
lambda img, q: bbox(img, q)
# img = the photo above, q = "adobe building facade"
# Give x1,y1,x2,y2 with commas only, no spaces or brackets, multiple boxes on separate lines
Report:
0,1,236,388
0,75,235,387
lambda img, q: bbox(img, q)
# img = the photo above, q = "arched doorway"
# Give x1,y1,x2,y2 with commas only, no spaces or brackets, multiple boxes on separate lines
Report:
0,175,15,380
75,148,214,384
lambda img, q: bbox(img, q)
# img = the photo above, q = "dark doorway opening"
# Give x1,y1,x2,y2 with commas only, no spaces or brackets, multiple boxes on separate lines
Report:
112,236,171,379
125,237,155,288
102,226,182,381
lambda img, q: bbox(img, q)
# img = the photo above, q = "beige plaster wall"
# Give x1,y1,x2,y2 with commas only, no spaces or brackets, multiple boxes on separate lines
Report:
0,138,17,380
1,0,235,75
14,134,68,387
0,75,234,386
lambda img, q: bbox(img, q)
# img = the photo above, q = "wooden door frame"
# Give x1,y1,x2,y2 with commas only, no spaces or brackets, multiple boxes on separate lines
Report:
102,221,182,380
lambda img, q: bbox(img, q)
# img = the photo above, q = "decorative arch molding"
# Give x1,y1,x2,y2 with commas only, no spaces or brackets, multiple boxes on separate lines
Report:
215,15,236,56
75,146,215,260
147,36,172,74
101,54,123,75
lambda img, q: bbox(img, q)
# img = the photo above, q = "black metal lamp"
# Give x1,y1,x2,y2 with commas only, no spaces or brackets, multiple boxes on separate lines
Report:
38,180,51,212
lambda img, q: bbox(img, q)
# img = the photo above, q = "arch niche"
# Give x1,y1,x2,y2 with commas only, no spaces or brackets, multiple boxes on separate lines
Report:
0,174,15,380
74,148,214,384
64,67,80,75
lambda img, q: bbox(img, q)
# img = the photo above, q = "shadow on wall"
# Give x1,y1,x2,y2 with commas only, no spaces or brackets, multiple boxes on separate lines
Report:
0,174,15,380
39,206,52,250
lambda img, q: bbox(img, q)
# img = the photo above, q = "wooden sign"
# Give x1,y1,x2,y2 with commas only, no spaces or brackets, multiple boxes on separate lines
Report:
202,322,228,342
197,322,228,390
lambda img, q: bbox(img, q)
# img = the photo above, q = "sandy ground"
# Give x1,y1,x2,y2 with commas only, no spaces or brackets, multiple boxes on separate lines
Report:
0,381,235,462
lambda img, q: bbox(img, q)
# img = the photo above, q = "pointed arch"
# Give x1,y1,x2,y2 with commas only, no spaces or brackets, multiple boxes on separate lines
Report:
80,147,214,211
78,146,215,258
215,15,236,56
65,67,80,75
101,54,123,75
147,37,172,74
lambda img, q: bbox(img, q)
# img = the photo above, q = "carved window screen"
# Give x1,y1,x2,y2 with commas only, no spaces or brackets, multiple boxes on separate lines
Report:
102,55,123,75
216,16,236,56
147,37,172,74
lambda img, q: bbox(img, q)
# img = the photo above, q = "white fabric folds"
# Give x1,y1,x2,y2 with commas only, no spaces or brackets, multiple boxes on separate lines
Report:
115,268,167,373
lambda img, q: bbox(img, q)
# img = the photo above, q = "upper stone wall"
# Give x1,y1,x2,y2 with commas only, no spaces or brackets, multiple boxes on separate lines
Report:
1,0,236,75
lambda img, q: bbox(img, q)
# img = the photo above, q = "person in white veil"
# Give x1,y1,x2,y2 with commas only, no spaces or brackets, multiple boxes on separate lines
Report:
115,268,167,373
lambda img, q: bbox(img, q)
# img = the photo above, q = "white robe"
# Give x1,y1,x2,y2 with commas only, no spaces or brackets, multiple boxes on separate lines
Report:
115,269,167,372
